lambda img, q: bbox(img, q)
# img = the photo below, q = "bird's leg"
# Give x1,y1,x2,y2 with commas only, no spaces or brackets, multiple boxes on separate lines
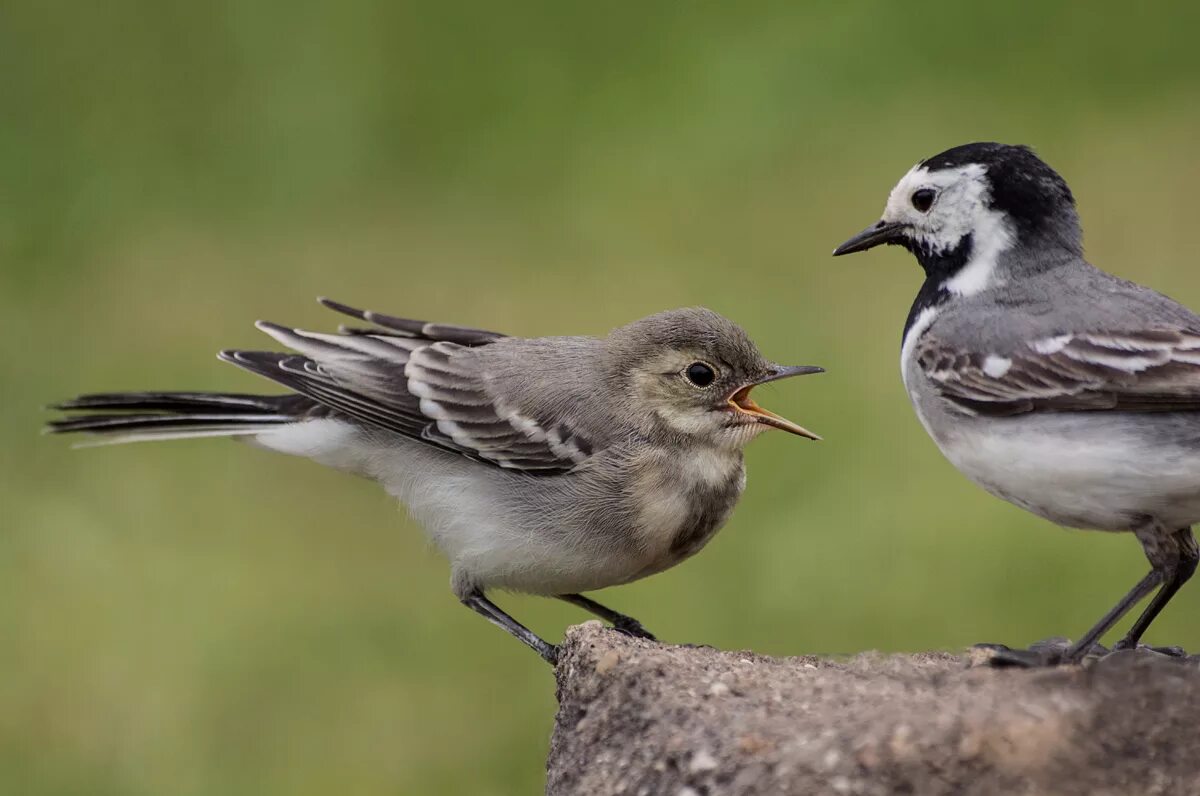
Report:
460,590,559,666
557,593,657,640
980,569,1161,668
1113,527,1198,653
983,524,1197,668
1056,569,1163,663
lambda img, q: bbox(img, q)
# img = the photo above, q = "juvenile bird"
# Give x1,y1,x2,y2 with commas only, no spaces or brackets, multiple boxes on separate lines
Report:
48,301,822,665
834,142,1200,665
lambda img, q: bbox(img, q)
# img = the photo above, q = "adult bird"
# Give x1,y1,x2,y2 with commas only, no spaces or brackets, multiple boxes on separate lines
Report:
835,142,1200,666
48,301,823,665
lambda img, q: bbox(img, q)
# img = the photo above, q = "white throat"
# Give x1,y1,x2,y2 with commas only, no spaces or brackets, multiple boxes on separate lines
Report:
940,207,1015,297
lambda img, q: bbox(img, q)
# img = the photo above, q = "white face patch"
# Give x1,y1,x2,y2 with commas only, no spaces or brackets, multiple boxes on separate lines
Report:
881,163,1015,297
652,401,726,436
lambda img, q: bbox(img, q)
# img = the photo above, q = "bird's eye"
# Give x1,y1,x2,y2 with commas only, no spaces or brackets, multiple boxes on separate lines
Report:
911,188,936,213
684,362,717,387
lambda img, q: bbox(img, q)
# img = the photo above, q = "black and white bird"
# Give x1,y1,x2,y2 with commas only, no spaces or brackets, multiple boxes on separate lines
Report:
834,142,1200,665
47,301,822,664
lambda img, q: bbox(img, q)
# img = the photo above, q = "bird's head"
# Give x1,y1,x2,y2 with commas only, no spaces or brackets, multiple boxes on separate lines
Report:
833,143,1082,295
605,308,823,448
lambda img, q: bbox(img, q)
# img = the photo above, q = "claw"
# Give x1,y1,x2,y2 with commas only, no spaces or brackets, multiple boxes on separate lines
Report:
970,643,1062,669
1148,644,1189,658
968,637,1107,669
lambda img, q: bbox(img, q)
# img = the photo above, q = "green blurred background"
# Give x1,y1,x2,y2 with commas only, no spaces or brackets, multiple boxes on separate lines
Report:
4,2,1200,793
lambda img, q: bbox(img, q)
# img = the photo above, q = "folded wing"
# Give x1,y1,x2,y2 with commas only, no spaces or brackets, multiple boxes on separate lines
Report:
220,299,594,474
917,328,1200,415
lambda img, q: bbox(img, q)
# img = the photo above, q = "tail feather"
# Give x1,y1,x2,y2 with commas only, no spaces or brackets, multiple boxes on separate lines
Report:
45,391,314,446
52,391,289,413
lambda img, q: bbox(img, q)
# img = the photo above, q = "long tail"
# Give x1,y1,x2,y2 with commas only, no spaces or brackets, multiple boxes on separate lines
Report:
45,391,316,446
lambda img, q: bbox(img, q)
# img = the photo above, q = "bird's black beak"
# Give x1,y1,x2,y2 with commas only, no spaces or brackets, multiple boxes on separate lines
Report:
754,364,825,384
832,220,908,256
727,365,824,440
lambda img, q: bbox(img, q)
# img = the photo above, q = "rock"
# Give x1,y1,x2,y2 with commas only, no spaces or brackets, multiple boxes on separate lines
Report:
547,623,1200,795
688,749,718,774
595,649,621,675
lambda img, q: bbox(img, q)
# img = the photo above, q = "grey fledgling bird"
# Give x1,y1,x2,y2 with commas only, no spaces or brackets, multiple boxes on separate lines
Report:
833,142,1200,666
47,300,822,664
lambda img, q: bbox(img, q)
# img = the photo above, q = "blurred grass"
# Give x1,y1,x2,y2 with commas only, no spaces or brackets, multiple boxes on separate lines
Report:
3,1,1200,793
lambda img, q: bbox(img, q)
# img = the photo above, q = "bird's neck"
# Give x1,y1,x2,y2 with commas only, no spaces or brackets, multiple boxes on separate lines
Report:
900,234,974,345
901,230,1081,347
902,278,951,347
908,232,975,285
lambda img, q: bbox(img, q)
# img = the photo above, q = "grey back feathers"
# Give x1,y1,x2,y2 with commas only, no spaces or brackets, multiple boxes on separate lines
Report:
926,264,1200,352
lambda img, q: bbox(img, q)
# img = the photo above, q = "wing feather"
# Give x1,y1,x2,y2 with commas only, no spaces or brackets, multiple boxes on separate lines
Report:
918,328,1200,416
220,307,594,474
317,297,502,345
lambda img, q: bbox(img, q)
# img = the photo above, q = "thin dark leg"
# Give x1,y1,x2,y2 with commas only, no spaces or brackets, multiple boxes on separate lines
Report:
461,590,559,665
1114,527,1198,651
982,526,1200,668
558,593,657,640
1060,569,1163,662
982,568,1161,668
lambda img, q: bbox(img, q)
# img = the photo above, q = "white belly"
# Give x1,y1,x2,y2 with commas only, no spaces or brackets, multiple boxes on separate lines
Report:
935,416,1200,531
252,419,669,596
251,420,754,596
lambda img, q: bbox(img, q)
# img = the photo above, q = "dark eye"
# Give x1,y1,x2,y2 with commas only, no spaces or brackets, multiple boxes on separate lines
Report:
911,188,936,213
684,362,717,387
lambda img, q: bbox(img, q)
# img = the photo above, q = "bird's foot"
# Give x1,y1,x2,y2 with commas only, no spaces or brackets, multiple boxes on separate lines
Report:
1111,638,1189,658
971,637,1194,669
611,616,657,641
969,637,1106,669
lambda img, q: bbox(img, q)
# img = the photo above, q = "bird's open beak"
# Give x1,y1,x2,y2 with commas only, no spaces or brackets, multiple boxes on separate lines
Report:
832,220,908,256
727,365,824,440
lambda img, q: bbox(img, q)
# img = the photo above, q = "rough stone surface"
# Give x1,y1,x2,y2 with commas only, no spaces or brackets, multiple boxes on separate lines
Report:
547,622,1200,796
